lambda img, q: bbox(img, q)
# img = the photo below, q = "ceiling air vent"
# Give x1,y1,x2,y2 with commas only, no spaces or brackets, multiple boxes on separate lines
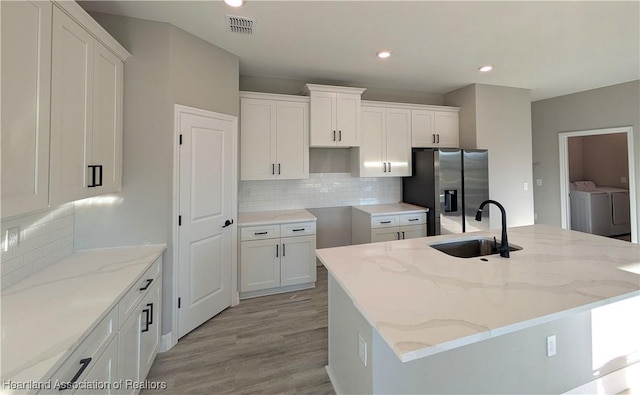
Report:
226,15,256,35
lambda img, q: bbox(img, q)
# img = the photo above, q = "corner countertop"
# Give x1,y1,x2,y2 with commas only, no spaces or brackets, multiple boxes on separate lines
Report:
238,209,317,227
315,224,640,363
351,202,429,216
1,245,166,384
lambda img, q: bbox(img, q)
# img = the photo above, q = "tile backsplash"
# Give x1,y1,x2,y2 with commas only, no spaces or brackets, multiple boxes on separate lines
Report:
1,204,75,290
239,172,402,212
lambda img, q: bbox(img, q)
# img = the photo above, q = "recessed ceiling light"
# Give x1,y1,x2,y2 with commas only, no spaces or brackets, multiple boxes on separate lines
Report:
225,0,243,7
376,50,392,59
478,65,493,72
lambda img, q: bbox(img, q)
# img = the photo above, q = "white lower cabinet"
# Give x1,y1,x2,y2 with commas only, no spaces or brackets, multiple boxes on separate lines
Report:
240,222,316,299
42,257,162,394
352,206,428,245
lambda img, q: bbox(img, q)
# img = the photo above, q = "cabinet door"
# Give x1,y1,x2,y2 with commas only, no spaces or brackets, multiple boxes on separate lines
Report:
359,106,386,177
335,93,361,146
240,239,280,292
309,91,336,147
385,108,411,176
276,101,308,180
50,7,94,205
400,224,426,240
1,1,52,218
411,109,435,147
240,98,277,180
371,227,400,243
139,278,161,380
118,308,142,394
79,336,118,395
92,42,123,194
434,111,459,148
280,235,316,287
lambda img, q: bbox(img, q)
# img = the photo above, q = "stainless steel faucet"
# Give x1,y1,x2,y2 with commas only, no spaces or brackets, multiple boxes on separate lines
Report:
475,200,510,258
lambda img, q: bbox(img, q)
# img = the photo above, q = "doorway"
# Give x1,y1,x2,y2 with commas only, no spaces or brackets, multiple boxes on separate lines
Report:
559,126,637,243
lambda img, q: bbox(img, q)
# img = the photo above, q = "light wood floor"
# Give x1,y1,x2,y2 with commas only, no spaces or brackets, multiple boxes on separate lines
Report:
142,266,334,395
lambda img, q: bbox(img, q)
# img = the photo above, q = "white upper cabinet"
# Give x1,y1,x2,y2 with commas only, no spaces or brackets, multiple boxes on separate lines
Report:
302,84,366,147
240,92,309,181
1,1,129,218
50,6,127,205
411,108,460,148
353,103,411,177
1,1,53,218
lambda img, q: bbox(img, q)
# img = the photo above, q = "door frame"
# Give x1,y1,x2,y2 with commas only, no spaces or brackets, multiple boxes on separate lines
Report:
168,104,239,350
558,126,637,243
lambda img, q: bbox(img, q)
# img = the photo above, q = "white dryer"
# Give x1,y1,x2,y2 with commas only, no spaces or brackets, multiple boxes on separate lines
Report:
570,189,611,236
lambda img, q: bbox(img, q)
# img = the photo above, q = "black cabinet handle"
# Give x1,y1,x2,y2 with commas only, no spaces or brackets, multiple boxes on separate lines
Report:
139,278,153,291
292,228,305,232
338,130,342,141
282,243,286,257
87,165,97,187
333,130,336,141
380,220,392,224
141,307,150,332
388,162,391,172
408,218,419,222
276,244,279,258
272,163,275,175
383,162,387,172
402,231,406,239
147,302,154,326
222,219,234,228
278,163,281,175
96,165,103,187
396,232,400,240
437,134,440,143
254,231,268,235
59,357,92,391
432,134,436,144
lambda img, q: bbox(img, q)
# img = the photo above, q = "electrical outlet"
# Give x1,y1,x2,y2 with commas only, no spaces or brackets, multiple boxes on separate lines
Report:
7,227,19,248
546,335,557,357
358,333,367,367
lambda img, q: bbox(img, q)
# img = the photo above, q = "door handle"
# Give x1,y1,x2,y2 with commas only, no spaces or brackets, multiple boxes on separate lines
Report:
222,219,234,228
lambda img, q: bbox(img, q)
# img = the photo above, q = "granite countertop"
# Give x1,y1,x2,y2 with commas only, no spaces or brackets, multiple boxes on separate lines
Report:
351,202,429,216
315,224,640,362
1,245,166,383
238,209,317,226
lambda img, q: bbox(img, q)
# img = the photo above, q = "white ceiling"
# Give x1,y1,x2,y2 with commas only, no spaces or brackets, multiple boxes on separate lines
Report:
79,1,640,101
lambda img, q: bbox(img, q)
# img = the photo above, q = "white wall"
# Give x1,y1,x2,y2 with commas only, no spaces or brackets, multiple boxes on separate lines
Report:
531,81,640,229
74,12,239,335
445,84,535,229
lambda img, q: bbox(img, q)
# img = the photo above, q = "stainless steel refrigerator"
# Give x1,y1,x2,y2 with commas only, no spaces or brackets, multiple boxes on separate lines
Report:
402,148,489,236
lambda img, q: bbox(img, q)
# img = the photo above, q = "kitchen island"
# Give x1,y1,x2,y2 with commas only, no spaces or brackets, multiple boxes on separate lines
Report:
316,224,640,394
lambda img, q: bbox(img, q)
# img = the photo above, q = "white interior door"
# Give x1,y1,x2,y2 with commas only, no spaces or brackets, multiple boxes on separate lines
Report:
178,106,237,338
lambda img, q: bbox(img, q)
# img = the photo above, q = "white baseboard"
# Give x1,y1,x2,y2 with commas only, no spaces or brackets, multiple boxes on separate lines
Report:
325,365,342,395
159,332,177,353
563,362,639,394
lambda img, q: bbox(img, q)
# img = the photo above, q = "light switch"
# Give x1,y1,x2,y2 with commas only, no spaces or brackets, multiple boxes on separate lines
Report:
547,335,557,357
523,182,529,191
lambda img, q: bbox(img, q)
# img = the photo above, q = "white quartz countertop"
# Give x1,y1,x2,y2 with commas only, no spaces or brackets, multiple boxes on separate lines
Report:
316,225,640,363
238,209,317,226
351,202,429,216
1,245,166,384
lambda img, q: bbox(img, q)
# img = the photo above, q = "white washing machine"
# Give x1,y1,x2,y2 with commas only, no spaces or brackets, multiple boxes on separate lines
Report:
569,182,631,236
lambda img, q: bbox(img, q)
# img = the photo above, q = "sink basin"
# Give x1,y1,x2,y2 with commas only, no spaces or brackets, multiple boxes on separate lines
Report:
429,237,522,259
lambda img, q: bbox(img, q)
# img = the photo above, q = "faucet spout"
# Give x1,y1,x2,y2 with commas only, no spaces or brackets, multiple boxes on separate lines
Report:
475,199,510,258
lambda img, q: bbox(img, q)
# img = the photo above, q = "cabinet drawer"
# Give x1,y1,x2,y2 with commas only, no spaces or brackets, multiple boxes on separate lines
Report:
399,212,426,226
241,224,281,241
45,307,118,391
119,257,161,325
281,221,316,236
370,215,399,228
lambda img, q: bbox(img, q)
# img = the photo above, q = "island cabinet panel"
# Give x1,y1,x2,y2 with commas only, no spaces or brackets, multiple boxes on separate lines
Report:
240,92,309,180
302,84,366,147
353,105,411,177
411,108,459,148
0,1,52,218
239,220,316,299
352,204,427,245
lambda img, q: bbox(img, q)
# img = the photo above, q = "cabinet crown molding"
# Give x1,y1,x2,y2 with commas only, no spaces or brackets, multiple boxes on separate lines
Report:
361,100,459,112
52,1,131,61
240,91,310,103
301,83,367,95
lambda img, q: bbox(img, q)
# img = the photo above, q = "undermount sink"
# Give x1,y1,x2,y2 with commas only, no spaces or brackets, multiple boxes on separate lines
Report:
429,237,523,259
